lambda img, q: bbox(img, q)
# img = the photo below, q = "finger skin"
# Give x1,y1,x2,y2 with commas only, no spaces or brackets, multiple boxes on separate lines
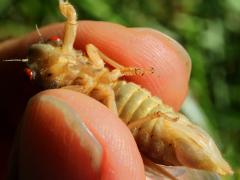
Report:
0,21,191,110
19,89,145,180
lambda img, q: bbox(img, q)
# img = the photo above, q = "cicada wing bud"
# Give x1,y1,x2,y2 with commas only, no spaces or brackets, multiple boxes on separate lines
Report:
164,113,233,175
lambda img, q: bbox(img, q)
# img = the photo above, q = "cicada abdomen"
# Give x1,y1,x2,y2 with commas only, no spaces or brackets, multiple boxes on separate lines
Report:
113,81,233,176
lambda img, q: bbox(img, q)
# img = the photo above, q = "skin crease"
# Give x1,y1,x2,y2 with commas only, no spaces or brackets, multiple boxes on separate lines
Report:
0,21,191,179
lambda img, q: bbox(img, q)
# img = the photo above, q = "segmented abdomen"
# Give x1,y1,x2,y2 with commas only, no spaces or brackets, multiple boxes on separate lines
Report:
112,81,180,165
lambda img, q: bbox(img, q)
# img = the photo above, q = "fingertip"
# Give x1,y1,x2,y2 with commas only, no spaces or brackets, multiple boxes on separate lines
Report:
19,89,145,180
19,91,102,179
43,89,146,180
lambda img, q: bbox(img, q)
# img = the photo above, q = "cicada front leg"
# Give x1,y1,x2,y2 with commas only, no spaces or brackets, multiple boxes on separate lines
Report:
61,73,95,94
59,0,77,53
119,66,154,76
87,43,154,76
62,84,118,114
88,44,124,69
89,84,118,115
86,44,105,69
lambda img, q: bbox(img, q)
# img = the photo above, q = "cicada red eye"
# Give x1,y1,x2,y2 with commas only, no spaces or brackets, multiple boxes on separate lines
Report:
24,68,33,80
48,35,62,47
49,35,61,42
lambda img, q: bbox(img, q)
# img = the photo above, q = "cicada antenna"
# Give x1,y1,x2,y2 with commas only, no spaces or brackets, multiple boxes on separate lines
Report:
35,24,44,43
1,59,29,63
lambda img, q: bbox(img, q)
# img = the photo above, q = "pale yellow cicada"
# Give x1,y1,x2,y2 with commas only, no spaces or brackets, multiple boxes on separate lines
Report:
12,0,233,179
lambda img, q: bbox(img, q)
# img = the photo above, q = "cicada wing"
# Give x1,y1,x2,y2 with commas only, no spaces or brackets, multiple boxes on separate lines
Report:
145,164,220,180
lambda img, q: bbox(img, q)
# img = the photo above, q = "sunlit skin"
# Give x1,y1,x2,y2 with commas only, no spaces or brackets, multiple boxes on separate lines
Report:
0,21,191,179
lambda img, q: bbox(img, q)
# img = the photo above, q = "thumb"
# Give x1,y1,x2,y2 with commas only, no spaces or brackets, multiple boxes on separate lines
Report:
13,89,145,180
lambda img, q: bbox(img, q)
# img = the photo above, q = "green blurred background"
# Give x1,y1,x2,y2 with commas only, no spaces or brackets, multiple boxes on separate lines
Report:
0,0,239,179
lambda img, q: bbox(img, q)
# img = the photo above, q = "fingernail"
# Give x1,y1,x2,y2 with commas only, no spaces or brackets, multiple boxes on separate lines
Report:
20,94,103,179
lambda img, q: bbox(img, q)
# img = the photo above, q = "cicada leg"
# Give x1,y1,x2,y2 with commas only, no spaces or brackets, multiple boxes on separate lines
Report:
62,85,92,94
143,155,178,180
119,66,154,76
90,44,124,69
86,44,105,69
87,43,155,75
89,84,118,115
63,83,118,114
59,0,77,53
61,73,96,94
128,111,178,130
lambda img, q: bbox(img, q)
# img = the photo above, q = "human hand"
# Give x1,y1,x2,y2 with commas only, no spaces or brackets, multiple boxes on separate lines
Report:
0,21,191,179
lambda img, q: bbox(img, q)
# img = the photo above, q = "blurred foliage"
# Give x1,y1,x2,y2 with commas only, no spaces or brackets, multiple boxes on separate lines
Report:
0,0,240,179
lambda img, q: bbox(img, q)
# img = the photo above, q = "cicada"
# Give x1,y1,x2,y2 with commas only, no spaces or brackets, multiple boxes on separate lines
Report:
9,0,233,179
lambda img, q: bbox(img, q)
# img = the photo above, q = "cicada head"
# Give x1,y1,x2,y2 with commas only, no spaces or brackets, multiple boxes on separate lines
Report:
160,114,233,176
26,0,80,89
26,39,82,89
